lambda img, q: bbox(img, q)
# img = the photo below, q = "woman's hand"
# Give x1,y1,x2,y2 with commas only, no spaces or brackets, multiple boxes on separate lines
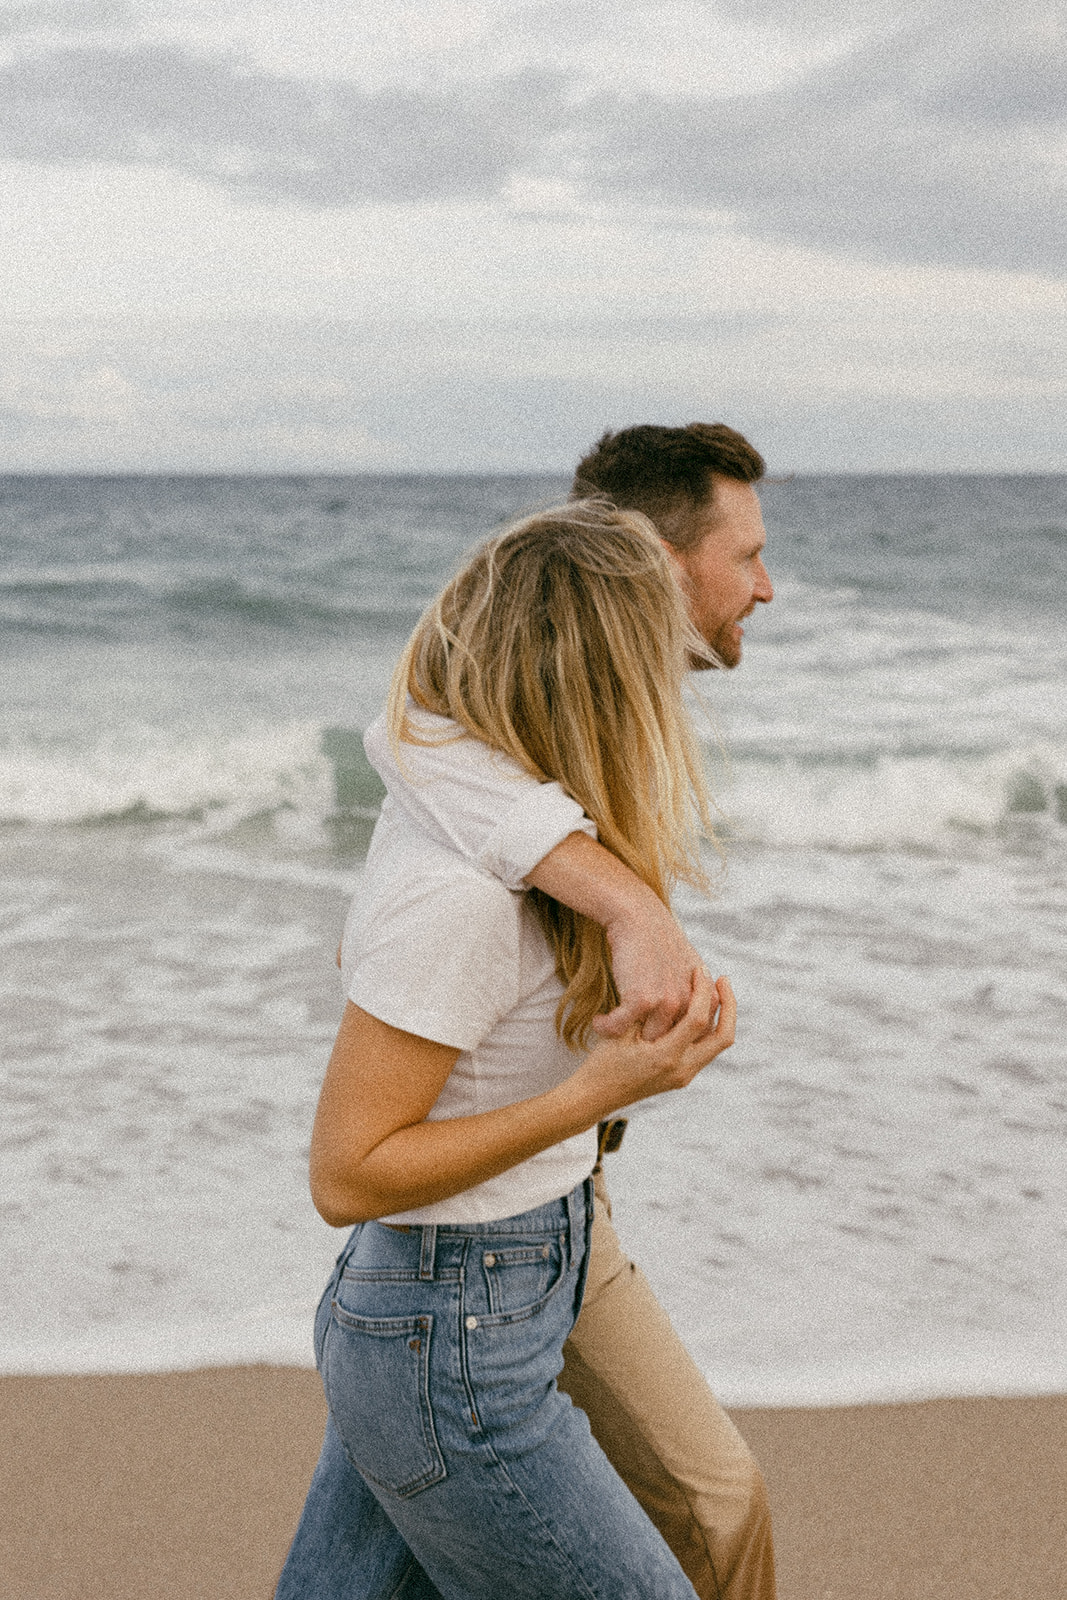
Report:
570,970,735,1121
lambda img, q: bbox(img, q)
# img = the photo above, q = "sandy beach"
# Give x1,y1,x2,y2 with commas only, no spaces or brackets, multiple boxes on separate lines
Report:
2,1368,1064,1600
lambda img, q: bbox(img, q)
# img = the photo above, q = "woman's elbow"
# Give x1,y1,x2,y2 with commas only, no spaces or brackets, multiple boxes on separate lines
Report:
311,1187,360,1229
309,1158,377,1228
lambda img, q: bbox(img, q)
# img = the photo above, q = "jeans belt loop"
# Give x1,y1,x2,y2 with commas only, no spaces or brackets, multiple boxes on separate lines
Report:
419,1224,437,1280
566,1183,582,1271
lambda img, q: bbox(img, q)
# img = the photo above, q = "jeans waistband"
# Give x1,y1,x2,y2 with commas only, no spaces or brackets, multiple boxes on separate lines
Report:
375,1181,590,1277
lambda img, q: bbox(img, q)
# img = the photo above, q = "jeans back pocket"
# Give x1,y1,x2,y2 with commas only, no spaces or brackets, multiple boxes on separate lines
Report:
324,1306,446,1497
480,1234,565,1322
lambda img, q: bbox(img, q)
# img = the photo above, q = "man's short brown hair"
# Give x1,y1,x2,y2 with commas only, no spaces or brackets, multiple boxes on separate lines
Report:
571,422,765,549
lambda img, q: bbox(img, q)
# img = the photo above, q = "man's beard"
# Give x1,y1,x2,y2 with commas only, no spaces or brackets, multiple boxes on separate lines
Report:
712,622,742,668
694,617,742,671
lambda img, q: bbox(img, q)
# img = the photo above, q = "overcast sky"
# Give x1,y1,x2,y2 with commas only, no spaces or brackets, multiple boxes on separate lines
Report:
1,0,1064,472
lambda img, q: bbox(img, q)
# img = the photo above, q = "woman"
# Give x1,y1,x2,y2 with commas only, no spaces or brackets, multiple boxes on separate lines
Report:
277,502,736,1600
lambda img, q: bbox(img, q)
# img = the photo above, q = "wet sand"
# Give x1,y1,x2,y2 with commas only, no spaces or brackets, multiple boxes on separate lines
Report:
2,1368,1064,1599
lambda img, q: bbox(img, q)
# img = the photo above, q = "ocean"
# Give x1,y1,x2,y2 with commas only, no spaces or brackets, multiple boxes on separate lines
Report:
2,472,1065,1406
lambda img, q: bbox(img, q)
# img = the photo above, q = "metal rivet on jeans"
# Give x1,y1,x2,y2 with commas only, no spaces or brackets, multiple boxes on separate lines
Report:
483,1252,496,1268
465,1315,478,1330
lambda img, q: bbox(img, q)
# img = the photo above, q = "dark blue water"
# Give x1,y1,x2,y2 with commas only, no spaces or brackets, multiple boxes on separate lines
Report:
2,474,1063,652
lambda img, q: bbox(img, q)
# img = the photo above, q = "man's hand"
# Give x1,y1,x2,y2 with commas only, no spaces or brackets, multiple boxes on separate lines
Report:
524,830,710,1044
596,897,704,1042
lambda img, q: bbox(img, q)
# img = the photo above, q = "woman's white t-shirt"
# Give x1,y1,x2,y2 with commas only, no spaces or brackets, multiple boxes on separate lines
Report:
340,793,598,1224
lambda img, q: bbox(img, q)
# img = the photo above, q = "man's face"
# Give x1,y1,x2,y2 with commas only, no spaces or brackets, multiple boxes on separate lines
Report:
665,475,773,669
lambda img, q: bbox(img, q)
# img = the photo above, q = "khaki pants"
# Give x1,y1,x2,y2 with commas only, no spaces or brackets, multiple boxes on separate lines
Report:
559,1169,777,1600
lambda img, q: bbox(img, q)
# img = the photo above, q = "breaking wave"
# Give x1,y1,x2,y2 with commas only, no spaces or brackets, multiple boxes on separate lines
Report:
3,725,1065,856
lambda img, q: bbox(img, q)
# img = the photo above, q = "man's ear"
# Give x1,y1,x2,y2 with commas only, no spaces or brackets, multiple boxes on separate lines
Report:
660,536,693,595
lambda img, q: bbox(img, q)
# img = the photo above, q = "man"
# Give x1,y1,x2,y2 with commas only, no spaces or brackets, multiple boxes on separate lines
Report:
534,422,773,1042
280,423,776,1600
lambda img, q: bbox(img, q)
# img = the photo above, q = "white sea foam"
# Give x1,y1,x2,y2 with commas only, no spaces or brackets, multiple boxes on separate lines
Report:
0,1307,322,1378
707,1350,1067,1409
716,744,1067,852
0,722,333,825
3,723,1065,855
5,1293,1065,1410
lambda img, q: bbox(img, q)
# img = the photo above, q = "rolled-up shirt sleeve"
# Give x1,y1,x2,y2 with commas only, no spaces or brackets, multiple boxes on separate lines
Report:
363,707,597,891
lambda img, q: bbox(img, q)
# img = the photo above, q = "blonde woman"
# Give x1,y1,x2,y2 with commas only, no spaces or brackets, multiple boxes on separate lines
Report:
277,503,735,1600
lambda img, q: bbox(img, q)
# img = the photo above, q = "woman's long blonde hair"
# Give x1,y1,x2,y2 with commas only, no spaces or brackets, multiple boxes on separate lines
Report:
387,500,715,1047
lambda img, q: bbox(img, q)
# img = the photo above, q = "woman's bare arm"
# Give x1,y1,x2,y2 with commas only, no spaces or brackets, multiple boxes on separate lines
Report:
310,972,736,1228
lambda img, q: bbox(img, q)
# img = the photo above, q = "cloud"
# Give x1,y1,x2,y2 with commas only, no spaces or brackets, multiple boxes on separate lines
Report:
2,307,1063,473
0,10,1063,272
0,44,569,202
584,17,1067,273
0,0,131,36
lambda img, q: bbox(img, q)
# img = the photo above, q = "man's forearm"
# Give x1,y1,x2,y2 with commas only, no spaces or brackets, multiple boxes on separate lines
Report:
524,829,663,928
526,831,704,1041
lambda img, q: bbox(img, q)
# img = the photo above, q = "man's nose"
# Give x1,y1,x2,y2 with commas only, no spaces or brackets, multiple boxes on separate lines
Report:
754,559,773,602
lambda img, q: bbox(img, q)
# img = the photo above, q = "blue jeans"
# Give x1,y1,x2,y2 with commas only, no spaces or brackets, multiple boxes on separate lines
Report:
276,1181,697,1599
